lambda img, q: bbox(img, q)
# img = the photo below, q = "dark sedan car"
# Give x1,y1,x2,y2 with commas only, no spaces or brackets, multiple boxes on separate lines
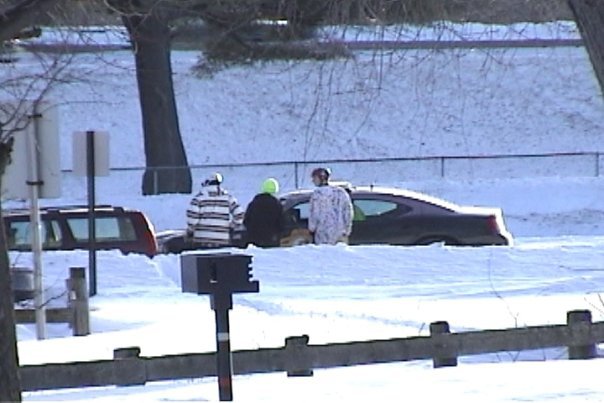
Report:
158,186,512,253
279,186,511,246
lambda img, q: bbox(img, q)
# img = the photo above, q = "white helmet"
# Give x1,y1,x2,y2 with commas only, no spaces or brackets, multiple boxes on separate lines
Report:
202,172,223,187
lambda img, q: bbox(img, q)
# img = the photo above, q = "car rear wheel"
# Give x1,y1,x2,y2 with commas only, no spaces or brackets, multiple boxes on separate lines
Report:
164,237,189,254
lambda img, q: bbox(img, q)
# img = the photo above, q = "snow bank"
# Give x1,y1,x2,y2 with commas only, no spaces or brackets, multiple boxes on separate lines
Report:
17,239,604,401
15,239,604,353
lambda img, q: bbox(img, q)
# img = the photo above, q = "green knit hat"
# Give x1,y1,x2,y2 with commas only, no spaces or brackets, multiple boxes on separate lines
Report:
261,178,279,195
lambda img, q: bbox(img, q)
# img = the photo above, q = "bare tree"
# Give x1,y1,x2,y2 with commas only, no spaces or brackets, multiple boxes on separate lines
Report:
97,0,570,194
122,8,192,195
0,2,77,400
0,138,20,402
0,79,73,403
0,0,61,41
568,0,604,96
104,1,193,194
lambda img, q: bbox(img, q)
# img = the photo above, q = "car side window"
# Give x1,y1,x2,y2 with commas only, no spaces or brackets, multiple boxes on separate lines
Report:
45,221,62,247
8,221,31,248
353,200,400,219
7,220,62,248
67,217,137,242
287,202,310,224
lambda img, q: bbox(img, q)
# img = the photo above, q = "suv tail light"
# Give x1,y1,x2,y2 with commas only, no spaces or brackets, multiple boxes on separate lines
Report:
140,218,158,257
144,232,158,256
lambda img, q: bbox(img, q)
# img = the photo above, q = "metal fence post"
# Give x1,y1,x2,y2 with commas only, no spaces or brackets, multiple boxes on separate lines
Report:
294,162,299,189
153,168,159,195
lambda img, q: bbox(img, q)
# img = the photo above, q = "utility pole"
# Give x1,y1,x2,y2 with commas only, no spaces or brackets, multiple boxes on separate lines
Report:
26,104,46,340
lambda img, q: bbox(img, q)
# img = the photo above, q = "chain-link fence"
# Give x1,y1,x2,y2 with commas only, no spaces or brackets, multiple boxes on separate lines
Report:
59,150,604,196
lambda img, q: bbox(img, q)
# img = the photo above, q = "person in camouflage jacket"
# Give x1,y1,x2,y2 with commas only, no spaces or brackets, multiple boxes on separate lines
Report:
308,168,353,245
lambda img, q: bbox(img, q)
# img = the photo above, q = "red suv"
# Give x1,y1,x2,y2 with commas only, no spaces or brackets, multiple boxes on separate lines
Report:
5,205,158,257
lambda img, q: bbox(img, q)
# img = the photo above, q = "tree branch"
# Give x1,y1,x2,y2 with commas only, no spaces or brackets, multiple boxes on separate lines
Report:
0,0,62,43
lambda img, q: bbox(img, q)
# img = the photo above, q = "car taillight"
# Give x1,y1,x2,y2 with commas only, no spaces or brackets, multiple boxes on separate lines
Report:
487,215,500,234
141,219,158,257
144,230,158,256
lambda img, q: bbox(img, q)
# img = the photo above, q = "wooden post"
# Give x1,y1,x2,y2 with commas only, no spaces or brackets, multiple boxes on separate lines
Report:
567,310,596,360
69,267,90,336
113,347,146,386
114,347,142,359
430,321,458,368
285,335,313,377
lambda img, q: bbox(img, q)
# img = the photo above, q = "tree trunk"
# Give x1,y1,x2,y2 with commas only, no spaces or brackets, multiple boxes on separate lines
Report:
123,12,192,195
568,0,604,96
0,141,22,402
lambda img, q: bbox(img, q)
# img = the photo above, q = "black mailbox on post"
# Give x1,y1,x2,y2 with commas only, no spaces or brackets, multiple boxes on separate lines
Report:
180,252,260,402
181,253,258,296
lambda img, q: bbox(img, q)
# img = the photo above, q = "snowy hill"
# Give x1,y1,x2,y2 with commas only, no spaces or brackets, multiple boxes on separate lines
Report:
5,23,600,168
5,22,604,237
45,40,603,169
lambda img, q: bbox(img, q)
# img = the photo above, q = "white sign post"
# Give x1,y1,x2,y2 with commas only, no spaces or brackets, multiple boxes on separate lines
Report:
3,101,61,340
73,131,109,176
73,131,109,296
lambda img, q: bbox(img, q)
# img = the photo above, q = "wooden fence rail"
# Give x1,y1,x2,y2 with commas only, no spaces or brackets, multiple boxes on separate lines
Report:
20,309,603,392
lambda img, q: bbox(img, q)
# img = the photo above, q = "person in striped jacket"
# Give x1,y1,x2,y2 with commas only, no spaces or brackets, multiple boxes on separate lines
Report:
186,173,244,248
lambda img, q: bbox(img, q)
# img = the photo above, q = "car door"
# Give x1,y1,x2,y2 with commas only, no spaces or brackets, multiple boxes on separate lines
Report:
281,200,313,246
348,196,414,245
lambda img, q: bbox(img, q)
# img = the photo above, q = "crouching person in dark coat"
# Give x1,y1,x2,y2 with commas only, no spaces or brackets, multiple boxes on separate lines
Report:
244,178,284,247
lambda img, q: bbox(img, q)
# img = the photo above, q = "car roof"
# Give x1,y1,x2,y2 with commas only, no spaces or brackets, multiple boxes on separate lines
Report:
3,205,135,217
282,186,461,211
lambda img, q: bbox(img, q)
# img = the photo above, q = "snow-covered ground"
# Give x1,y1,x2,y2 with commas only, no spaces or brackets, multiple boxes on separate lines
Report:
16,239,604,402
5,21,604,402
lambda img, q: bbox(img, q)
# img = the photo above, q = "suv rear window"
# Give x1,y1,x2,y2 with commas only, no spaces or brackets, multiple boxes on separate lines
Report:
66,216,137,242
